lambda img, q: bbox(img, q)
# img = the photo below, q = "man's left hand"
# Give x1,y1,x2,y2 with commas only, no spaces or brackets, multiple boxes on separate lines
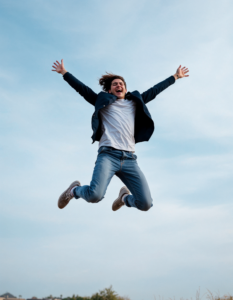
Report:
174,65,189,80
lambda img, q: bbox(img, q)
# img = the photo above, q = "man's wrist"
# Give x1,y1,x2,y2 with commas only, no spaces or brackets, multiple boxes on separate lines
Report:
173,74,179,80
61,69,67,76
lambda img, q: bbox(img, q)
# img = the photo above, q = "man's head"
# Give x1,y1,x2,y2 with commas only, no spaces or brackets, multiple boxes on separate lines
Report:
99,73,127,99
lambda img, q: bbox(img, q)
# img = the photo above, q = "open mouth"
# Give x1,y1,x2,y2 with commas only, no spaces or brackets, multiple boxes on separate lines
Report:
116,89,122,93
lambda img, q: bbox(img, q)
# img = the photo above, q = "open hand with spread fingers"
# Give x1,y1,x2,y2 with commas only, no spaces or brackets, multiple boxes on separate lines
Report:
52,59,67,76
174,65,189,80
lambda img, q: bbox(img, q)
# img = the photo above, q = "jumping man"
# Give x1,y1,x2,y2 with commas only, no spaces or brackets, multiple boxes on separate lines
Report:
52,60,189,212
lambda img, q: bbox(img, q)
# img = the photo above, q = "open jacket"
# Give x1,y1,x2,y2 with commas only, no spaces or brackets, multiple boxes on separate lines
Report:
63,72,175,144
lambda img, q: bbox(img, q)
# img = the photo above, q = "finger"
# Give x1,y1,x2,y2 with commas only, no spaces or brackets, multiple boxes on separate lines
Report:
56,60,60,65
181,67,186,70
185,75,189,77
54,62,59,66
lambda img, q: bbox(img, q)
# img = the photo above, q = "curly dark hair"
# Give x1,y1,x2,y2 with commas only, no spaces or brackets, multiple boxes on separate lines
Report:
99,72,127,92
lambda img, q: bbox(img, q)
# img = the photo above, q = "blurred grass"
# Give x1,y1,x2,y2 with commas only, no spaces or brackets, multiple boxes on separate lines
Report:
63,287,233,300
154,289,233,300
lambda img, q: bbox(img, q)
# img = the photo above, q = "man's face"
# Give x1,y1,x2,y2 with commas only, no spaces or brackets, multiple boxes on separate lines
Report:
109,78,127,99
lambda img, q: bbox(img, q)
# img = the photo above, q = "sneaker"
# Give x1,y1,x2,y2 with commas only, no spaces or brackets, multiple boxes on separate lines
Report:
112,186,130,211
58,180,81,209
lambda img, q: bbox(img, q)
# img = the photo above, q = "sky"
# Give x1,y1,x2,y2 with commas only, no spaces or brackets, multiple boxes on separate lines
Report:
0,0,233,299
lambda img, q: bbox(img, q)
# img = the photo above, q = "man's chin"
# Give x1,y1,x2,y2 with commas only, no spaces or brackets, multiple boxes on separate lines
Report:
117,93,125,99
110,92,125,99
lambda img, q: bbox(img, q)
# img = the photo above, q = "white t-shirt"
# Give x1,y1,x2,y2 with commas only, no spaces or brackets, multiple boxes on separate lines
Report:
99,99,136,152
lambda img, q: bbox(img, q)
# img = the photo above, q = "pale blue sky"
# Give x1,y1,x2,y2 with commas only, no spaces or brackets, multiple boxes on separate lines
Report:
0,1,233,300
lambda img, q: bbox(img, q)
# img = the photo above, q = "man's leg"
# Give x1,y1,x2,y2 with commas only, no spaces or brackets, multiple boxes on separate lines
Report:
73,147,119,203
115,152,153,211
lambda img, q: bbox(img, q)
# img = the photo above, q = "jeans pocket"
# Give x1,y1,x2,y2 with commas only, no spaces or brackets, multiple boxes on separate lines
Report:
98,146,105,154
131,153,137,160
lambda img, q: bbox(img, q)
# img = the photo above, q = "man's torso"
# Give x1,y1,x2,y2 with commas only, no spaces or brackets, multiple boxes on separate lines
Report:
99,99,136,152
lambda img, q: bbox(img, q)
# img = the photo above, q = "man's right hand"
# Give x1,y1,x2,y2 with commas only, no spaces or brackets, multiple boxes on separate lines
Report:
52,59,67,75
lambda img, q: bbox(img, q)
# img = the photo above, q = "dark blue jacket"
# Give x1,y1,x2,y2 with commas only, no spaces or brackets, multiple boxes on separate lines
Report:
63,72,175,144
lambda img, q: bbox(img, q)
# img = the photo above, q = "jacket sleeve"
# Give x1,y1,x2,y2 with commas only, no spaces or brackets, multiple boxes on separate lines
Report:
141,76,175,104
63,72,98,106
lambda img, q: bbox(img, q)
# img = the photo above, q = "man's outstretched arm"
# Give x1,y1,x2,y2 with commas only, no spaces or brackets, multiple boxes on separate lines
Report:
141,65,189,104
52,59,97,106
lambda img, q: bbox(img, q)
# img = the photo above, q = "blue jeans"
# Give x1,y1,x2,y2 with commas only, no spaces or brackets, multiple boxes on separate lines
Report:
73,146,153,211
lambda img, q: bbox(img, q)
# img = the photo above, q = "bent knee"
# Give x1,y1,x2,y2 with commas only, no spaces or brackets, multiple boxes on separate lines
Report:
138,198,153,211
88,190,103,203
